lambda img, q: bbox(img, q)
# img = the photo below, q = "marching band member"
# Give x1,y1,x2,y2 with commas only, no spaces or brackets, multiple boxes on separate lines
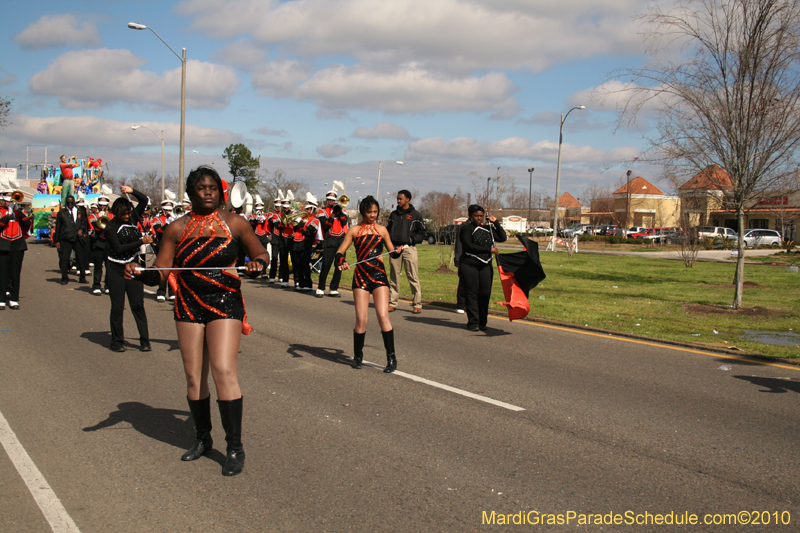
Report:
278,194,295,288
266,194,282,282
105,186,153,352
315,188,348,298
128,166,269,476
76,193,92,279
88,193,112,295
292,193,320,291
336,195,404,373
250,196,270,278
0,188,32,310
152,195,176,302
181,193,192,215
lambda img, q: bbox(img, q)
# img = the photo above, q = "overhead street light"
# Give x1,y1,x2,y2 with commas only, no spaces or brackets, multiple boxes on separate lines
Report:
131,125,165,203
192,149,214,169
376,160,403,199
128,22,186,200
548,105,585,249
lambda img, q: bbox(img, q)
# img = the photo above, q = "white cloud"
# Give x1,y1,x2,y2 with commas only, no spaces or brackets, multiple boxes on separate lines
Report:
405,135,638,163
353,122,410,140
250,60,311,98
0,115,241,150
14,14,102,51
180,0,646,73
256,127,288,136
296,65,519,117
212,39,269,69
28,49,240,110
316,144,351,158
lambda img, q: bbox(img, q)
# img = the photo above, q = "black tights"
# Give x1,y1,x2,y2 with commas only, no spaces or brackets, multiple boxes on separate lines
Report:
458,259,493,328
106,260,149,348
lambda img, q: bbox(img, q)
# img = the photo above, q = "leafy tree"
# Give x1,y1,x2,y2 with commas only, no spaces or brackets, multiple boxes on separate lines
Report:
222,143,260,194
0,96,11,129
613,0,800,308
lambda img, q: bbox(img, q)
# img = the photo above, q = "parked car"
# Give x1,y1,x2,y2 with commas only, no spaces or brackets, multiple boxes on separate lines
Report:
615,226,648,237
425,224,459,245
596,225,619,236
695,226,738,241
629,228,657,239
531,226,553,235
742,229,782,247
560,224,593,238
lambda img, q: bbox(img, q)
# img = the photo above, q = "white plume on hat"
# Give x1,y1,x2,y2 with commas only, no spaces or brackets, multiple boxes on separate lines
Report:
305,192,318,209
9,177,19,189
277,189,285,202
182,193,191,204
254,194,264,207
101,184,113,195
164,189,176,201
332,180,344,191
76,191,86,205
286,189,294,201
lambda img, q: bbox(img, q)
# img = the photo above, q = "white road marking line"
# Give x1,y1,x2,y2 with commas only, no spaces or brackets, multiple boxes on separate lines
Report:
361,361,525,412
0,409,80,532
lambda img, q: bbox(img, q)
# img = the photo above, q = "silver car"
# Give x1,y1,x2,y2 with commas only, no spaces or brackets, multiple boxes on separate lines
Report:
743,229,782,247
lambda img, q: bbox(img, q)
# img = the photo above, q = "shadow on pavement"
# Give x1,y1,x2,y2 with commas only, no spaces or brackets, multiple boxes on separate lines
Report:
287,343,352,366
80,330,180,351
83,401,193,449
733,375,800,394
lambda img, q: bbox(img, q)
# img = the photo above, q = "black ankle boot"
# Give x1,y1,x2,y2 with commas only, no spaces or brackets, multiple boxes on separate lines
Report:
352,331,365,369
182,395,213,461
381,329,396,373
217,397,245,476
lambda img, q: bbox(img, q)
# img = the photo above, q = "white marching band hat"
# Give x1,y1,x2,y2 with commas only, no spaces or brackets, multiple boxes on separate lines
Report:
76,192,86,206
182,193,191,205
254,194,264,208
282,189,293,207
305,192,318,209
164,189,177,201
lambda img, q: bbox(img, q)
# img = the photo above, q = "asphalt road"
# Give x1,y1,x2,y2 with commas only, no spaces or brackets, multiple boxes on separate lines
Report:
1,242,799,532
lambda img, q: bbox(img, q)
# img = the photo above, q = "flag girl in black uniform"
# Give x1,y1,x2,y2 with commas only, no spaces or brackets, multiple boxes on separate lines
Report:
457,204,507,331
336,195,404,372
127,166,269,476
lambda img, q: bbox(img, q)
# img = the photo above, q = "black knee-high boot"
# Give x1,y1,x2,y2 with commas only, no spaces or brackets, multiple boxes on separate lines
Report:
381,329,396,373
353,330,365,369
182,396,213,461
217,397,245,476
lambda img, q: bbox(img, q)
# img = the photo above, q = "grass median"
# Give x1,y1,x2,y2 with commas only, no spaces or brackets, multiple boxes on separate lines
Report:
312,243,800,359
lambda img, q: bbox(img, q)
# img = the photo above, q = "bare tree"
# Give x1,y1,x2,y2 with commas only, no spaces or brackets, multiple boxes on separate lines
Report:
0,96,11,129
259,169,309,210
613,0,800,308
126,170,180,207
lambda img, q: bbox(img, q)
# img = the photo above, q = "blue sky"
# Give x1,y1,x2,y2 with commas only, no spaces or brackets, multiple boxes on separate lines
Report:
0,0,662,203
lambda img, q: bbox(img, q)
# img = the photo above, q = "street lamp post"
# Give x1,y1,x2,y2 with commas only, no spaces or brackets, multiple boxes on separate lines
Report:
527,167,535,231
192,149,214,169
128,22,186,200
131,125,165,202
376,160,403,199
548,105,585,250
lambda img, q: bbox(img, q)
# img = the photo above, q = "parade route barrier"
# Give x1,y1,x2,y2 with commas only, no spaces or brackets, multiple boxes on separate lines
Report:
545,236,578,256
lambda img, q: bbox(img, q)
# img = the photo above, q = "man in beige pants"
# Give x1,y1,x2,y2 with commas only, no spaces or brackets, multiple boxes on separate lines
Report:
386,190,426,313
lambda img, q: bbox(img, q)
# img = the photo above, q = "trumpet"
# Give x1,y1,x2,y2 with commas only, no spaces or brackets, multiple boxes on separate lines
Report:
338,194,350,208
173,205,185,216
11,190,24,203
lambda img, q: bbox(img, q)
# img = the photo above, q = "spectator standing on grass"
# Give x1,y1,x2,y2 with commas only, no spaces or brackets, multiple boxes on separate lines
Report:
386,189,426,313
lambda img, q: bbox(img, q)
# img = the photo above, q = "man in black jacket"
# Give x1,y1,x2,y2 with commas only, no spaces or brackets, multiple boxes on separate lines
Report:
386,189,426,313
54,195,89,285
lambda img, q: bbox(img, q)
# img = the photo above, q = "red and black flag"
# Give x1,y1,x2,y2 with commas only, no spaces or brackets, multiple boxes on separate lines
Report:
495,235,546,321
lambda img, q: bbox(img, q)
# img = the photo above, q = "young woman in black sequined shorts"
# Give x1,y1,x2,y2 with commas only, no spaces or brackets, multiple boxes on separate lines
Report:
335,196,404,373
126,166,269,476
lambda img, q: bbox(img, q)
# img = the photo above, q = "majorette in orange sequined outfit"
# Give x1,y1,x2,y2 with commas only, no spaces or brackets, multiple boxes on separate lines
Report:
351,223,389,292
170,211,252,333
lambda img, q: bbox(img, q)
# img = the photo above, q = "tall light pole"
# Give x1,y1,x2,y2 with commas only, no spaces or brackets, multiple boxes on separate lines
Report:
549,105,585,248
527,167,535,230
128,22,186,200
192,149,214,169
376,160,403,198
131,125,165,202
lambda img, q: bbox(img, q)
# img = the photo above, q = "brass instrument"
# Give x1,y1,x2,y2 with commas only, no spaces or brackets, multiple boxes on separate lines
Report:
11,190,24,203
281,210,309,226
337,194,350,208
96,215,110,230
173,205,185,216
